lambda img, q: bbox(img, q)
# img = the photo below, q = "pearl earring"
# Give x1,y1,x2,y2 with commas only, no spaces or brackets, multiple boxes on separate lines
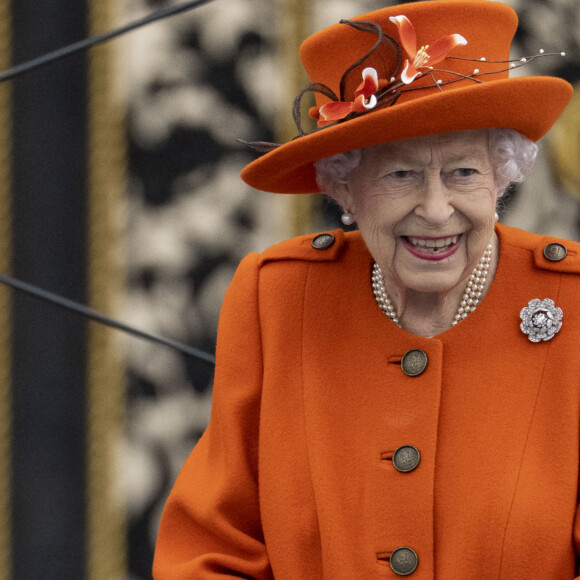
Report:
341,211,354,226
495,212,499,221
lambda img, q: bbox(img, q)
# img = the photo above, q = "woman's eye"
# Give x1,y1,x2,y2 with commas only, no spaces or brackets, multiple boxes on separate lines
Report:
453,168,476,177
389,170,413,179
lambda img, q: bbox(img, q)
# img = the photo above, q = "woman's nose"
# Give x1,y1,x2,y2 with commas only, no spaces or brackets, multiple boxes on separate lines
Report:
413,175,454,224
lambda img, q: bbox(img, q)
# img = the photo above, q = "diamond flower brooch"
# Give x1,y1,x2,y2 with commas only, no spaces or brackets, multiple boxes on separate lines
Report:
520,298,563,342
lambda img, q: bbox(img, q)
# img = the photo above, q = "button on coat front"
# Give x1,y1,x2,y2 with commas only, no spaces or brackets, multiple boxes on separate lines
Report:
401,350,429,376
393,445,421,473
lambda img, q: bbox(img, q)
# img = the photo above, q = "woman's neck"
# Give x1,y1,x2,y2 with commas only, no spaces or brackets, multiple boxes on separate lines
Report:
397,291,463,336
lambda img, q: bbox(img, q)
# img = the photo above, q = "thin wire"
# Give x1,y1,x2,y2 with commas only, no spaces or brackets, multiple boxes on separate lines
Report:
0,272,216,365
0,0,220,364
0,0,216,84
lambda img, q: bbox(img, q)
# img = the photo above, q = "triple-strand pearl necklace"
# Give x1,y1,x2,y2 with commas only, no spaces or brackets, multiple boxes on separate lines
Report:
371,242,493,328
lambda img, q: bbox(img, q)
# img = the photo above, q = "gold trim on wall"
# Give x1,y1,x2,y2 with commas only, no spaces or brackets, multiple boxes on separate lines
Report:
276,0,318,236
550,81,580,201
0,1,12,578
86,2,127,579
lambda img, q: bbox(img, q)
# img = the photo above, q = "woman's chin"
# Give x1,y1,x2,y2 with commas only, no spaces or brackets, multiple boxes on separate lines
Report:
395,271,465,295
390,253,465,295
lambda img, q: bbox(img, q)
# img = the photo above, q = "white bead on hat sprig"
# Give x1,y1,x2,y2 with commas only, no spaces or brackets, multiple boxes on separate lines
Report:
371,242,493,328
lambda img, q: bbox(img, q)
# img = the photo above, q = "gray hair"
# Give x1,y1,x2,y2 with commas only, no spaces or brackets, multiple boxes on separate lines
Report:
314,128,538,203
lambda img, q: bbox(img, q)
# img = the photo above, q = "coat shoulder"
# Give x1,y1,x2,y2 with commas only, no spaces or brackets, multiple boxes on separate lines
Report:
498,223,580,275
257,229,366,266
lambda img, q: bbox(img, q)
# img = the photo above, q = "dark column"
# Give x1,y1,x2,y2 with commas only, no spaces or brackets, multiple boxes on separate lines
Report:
11,1,88,578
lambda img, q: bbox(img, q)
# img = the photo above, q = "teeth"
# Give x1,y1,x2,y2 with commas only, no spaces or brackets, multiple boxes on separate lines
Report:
407,235,458,253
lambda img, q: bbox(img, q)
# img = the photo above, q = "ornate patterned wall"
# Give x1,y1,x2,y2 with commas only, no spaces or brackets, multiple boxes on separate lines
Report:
120,1,580,577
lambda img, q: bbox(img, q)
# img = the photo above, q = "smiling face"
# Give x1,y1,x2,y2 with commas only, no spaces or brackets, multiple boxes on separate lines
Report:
344,130,498,297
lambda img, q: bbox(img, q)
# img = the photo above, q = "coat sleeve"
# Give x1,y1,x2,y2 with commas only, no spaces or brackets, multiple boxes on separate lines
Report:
575,481,580,577
153,252,273,579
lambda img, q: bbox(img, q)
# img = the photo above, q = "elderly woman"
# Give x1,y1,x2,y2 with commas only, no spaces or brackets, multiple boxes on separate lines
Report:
153,1,579,578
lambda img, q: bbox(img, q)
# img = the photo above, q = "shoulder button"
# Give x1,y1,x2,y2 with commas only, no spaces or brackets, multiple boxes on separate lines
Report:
543,243,567,262
311,233,335,250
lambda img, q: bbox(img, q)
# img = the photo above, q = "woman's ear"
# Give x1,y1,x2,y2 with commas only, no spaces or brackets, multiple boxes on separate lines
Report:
332,181,356,214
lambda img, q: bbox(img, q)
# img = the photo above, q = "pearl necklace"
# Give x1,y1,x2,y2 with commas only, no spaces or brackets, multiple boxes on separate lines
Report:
371,242,493,328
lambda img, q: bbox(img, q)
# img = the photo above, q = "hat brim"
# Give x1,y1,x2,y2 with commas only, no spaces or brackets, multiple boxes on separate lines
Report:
241,76,573,194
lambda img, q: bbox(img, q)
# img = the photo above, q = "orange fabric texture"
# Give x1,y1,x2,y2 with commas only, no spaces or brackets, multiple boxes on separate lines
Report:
154,224,580,579
240,1,573,193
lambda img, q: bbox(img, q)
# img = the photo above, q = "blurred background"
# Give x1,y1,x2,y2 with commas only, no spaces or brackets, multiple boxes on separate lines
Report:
0,0,578,578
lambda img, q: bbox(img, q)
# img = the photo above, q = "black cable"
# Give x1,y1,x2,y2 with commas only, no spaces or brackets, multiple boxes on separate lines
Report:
0,272,216,365
0,0,216,84
0,0,220,366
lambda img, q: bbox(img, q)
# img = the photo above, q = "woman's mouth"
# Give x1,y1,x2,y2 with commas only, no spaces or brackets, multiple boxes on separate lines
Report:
403,234,462,260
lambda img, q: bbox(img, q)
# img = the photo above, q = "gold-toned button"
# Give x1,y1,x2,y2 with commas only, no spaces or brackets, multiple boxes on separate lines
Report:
311,233,335,250
401,349,428,377
393,445,421,473
543,243,567,262
390,547,418,576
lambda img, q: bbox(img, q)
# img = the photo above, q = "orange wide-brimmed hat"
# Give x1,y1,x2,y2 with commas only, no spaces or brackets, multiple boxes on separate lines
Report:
241,0,573,194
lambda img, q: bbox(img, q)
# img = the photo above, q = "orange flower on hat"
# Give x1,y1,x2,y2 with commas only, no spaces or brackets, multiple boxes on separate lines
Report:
389,15,467,84
311,67,384,126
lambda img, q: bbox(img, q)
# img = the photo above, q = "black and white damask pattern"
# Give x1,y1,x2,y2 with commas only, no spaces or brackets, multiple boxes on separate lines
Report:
123,2,292,575
122,1,579,577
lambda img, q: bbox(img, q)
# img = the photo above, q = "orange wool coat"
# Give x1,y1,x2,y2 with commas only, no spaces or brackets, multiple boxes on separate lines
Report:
153,223,580,579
